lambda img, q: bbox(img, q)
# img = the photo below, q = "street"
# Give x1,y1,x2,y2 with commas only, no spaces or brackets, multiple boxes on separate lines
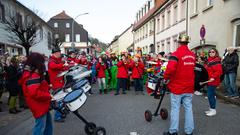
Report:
0,84,240,135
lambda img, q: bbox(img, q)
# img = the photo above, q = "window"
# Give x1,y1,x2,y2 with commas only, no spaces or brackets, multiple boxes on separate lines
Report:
207,0,213,6
167,10,171,27
173,4,178,23
162,15,165,30
0,3,5,22
161,41,165,52
157,18,160,32
54,34,59,39
234,23,240,47
54,22,58,28
76,34,80,42
66,23,70,28
39,27,43,40
181,0,186,19
190,0,198,14
65,34,70,42
16,13,23,28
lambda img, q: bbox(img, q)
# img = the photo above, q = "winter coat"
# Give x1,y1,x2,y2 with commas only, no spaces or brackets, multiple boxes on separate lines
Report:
129,61,145,79
222,52,239,74
206,56,223,86
48,55,67,90
117,61,129,78
19,70,51,118
164,45,196,95
5,64,21,96
96,62,106,78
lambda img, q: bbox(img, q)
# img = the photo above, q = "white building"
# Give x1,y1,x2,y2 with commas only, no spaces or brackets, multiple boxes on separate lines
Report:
0,0,53,56
189,0,240,56
155,0,187,54
133,0,156,54
109,25,133,55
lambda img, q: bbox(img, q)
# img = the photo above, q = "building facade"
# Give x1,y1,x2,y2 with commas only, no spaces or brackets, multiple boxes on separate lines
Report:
189,0,240,56
47,11,88,53
0,0,53,56
154,0,187,54
109,25,133,55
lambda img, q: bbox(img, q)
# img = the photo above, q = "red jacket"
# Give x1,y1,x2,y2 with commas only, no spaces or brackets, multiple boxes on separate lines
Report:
206,57,223,86
164,45,196,95
48,55,67,90
117,61,129,78
96,62,106,78
18,70,51,118
78,57,88,65
129,61,145,79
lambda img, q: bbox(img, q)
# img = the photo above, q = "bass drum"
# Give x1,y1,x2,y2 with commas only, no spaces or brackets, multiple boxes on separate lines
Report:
63,90,87,112
72,79,91,93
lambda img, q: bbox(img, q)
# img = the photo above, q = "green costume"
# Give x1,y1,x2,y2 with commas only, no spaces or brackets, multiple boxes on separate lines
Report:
110,60,118,91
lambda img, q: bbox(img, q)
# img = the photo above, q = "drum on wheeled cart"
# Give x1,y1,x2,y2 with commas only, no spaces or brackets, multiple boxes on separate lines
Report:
144,74,168,122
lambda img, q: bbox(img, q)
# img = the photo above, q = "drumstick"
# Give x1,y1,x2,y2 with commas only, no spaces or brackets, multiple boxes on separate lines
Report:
199,80,211,85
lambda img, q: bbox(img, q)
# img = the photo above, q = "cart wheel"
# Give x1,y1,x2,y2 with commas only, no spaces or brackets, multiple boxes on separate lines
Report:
94,127,106,135
144,110,152,122
160,108,168,120
85,122,97,135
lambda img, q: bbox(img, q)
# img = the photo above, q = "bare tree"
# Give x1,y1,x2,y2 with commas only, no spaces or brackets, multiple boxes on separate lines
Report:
3,15,41,56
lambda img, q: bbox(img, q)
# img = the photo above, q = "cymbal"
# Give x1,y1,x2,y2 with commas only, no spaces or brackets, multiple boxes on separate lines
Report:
73,71,92,80
146,61,157,64
57,70,68,77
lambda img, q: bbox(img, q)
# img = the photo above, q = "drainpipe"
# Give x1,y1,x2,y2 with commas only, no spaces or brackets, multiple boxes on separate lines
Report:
153,18,156,53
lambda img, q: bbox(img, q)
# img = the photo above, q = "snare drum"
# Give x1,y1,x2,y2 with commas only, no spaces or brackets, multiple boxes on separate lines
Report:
52,89,68,102
63,90,87,112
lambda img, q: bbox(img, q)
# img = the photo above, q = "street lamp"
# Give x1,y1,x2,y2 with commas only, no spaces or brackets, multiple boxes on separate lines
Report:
71,12,89,48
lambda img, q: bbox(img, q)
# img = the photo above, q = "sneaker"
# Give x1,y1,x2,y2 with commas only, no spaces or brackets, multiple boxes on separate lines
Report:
185,133,193,135
9,109,17,114
224,95,230,98
122,91,126,94
114,93,119,96
194,91,202,96
204,108,210,114
206,109,216,117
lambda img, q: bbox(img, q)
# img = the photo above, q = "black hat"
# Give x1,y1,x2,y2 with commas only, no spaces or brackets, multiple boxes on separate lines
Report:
52,48,61,53
158,51,165,56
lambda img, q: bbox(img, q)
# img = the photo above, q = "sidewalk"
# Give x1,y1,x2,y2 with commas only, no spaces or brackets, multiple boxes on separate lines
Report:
0,92,32,135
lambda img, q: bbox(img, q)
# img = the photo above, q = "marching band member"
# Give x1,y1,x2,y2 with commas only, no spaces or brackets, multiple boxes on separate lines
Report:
115,54,129,95
96,57,107,94
129,54,145,95
110,52,118,92
163,35,195,135
48,48,68,122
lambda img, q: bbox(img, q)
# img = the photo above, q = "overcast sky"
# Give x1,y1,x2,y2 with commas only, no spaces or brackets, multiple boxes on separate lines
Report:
17,0,147,43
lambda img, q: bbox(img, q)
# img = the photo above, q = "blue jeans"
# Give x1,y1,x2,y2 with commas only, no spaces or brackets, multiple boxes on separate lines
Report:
134,79,143,91
224,73,239,96
116,78,127,93
33,112,53,135
207,86,216,109
169,93,194,134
